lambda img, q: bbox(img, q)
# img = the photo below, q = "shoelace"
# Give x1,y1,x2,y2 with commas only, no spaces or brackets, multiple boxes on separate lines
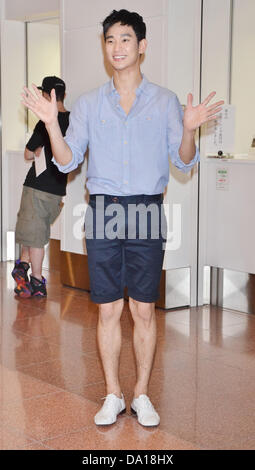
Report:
101,394,121,408
101,392,121,400
136,396,155,410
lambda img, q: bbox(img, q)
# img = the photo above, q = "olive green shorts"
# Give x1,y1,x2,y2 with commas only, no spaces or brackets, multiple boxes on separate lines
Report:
15,186,63,248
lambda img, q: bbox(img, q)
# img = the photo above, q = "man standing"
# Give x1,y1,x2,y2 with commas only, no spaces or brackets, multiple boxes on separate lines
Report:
22,10,223,425
13,76,70,297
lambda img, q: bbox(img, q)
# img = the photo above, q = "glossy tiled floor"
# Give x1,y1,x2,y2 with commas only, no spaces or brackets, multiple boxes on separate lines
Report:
1,261,255,450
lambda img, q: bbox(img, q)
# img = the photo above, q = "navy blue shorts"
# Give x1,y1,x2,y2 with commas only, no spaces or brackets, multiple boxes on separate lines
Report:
85,194,166,304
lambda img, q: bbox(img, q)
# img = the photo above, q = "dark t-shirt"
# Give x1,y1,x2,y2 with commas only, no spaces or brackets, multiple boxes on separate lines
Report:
24,111,70,196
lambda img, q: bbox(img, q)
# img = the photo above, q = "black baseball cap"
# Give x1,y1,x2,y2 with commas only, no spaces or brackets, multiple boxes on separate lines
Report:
37,76,66,94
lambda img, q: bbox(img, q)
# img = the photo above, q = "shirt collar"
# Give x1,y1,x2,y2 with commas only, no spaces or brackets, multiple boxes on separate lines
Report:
107,74,149,96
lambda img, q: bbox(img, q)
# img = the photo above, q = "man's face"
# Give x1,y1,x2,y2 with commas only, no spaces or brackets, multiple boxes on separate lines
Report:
105,22,146,72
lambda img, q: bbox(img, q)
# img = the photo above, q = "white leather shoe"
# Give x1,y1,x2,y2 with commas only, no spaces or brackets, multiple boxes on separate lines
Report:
94,393,126,425
131,394,160,427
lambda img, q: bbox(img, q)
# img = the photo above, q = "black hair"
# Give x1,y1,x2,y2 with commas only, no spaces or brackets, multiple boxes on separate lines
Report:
43,87,65,103
54,87,65,103
102,9,146,43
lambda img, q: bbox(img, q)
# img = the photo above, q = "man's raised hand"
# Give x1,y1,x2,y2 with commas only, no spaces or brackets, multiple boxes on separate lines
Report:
21,84,58,126
183,91,225,132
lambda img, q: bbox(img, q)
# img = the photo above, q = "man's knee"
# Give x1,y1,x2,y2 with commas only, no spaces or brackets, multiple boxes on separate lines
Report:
129,297,155,324
98,298,124,324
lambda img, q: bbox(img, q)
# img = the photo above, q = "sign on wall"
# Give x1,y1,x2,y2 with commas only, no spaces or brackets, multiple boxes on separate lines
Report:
205,105,235,155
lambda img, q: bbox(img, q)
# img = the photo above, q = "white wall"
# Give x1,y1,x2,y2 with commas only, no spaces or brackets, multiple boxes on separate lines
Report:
0,0,5,262
1,20,26,152
231,0,255,155
197,0,255,305
201,0,231,103
167,0,201,105
165,0,201,305
196,0,255,304
205,159,255,274
1,20,26,258
197,0,232,304
0,1,61,259
27,22,60,133
5,0,59,20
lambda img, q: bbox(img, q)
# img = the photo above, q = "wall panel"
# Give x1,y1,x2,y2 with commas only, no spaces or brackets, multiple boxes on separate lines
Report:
198,0,232,304
5,0,59,20
63,0,166,31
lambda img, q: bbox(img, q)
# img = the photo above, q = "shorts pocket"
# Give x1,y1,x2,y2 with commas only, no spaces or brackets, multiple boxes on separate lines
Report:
15,215,36,245
15,187,36,244
34,192,62,224
49,200,63,224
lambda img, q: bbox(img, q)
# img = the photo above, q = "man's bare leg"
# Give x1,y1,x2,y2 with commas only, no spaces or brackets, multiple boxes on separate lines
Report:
129,298,157,397
20,245,30,264
29,247,44,279
97,298,124,397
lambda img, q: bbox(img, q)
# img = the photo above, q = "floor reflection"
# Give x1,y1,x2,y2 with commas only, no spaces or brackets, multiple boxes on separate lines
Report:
1,261,255,450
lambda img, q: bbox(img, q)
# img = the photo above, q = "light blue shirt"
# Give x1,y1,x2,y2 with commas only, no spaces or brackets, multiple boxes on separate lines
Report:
53,75,199,195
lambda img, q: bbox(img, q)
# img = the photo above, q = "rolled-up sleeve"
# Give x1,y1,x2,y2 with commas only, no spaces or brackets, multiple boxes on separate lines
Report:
167,93,200,173
52,95,89,173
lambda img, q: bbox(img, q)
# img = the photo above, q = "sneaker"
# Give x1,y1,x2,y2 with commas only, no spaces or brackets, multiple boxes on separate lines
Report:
94,393,126,425
30,275,47,297
12,259,30,283
131,394,160,427
14,281,32,298
12,260,32,298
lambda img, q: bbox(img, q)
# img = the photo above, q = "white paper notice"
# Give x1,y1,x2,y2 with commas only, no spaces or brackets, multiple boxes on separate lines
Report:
216,167,229,190
205,105,235,154
35,147,47,177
